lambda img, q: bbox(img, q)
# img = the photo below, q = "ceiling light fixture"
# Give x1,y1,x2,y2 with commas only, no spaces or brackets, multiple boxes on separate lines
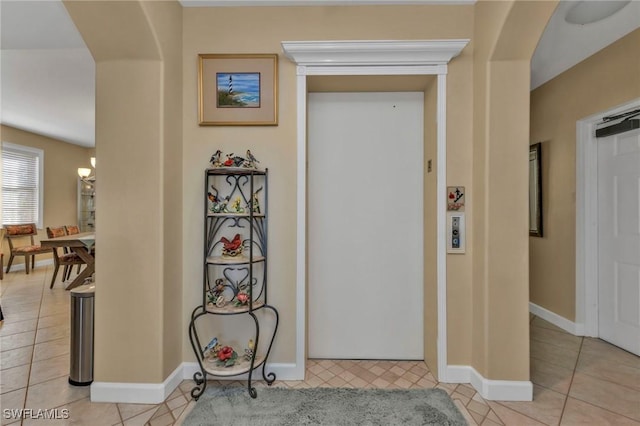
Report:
78,168,91,178
565,0,631,25
90,157,96,168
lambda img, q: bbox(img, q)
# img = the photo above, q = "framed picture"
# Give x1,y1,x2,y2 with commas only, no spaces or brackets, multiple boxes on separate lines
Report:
198,54,278,126
529,142,543,237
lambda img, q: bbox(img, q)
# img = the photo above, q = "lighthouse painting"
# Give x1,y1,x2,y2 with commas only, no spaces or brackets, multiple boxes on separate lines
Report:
216,72,260,108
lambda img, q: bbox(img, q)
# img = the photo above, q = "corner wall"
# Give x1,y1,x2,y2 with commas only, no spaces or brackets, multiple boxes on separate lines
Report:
530,28,640,322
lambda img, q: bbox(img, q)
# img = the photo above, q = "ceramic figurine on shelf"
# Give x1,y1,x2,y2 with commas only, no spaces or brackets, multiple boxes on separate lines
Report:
208,187,222,213
245,150,260,169
231,196,245,214
244,339,255,361
223,153,235,167
219,196,230,213
248,186,263,214
210,150,223,167
235,291,250,306
203,337,218,356
220,234,243,257
215,295,227,308
216,345,238,367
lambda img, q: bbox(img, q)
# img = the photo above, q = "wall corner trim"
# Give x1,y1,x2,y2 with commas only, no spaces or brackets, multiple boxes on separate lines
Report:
445,365,533,401
529,302,583,336
91,363,300,404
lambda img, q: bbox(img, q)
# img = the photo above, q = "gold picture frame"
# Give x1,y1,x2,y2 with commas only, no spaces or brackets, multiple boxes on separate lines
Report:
198,54,278,126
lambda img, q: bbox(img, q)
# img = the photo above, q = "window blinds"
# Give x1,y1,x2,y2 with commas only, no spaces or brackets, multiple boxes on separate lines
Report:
2,144,43,227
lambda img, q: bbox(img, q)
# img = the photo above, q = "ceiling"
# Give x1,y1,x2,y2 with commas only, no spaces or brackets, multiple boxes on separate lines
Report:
1,0,638,148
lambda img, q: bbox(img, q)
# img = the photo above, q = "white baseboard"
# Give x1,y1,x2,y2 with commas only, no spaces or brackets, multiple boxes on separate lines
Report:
444,365,533,401
529,302,584,335
90,362,299,404
91,364,184,404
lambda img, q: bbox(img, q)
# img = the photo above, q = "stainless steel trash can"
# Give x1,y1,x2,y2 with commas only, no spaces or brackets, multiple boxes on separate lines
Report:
69,284,95,386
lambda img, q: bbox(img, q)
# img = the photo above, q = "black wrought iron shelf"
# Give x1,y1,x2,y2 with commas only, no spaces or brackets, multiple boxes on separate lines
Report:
208,212,266,218
206,255,266,265
201,355,267,377
205,300,265,315
206,167,267,176
189,166,278,401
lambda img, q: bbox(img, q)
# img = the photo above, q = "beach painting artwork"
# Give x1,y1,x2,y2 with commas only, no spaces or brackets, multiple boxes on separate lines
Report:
216,72,261,108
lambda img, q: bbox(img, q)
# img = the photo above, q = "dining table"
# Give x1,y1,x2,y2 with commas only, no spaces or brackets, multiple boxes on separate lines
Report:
40,232,95,290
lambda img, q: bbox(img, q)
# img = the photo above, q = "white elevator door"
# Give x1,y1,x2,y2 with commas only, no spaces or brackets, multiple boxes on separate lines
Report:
308,92,424,359
597,127,640,356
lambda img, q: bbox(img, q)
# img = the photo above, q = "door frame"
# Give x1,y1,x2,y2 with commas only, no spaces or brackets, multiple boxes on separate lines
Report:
282,39,469,380
576,97,640,337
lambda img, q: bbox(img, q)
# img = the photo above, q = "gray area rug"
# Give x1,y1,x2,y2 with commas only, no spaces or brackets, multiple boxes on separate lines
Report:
182,386,467,425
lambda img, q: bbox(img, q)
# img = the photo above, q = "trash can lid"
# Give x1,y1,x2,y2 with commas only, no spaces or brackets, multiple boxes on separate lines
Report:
70,284,95,297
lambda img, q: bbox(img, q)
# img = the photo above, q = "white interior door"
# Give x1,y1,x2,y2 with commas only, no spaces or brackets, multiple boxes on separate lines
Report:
308,92,424,359
597,127,640,355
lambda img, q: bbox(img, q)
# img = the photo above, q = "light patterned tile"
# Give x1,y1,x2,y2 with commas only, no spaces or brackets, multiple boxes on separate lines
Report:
468,399,490,417
122,408,157,426
452,391,471,406
0,319,38,336
0,364,30,394
32,337,69,362
0,345,33,370
0,387,26,426
561,397,640,425
338,369,356,382
117,403,159,421
0,331,35,352
580,338,640,370
457,384,477,398
29,353,69,385
34,324,69,344
327,376,347,387
393,377,413,389
371,377,390,388
530,339,580,370
469,410,485,425
499,385,566,425
25,375,90,409
486,401,547,426
530,355,574,394
570,371,640,421
576,351,640,392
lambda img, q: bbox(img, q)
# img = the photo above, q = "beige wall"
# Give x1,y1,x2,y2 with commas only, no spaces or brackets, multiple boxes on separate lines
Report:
472,0,556,379
530,29,640,321
60,0,558,387
182,4,476,369
65,0,183,383
1,125,93,268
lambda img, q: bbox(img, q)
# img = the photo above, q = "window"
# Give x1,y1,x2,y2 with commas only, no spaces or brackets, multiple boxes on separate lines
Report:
1,142,44,229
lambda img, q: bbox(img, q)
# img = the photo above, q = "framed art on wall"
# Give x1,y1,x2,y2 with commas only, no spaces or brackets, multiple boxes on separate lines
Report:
198,54,278,126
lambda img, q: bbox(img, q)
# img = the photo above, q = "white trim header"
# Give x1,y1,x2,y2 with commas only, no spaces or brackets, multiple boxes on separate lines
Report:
181,1,475,7
282,39,469,67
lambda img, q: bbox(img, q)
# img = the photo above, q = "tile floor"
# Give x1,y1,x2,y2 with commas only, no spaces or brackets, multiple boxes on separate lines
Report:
1,265,639,425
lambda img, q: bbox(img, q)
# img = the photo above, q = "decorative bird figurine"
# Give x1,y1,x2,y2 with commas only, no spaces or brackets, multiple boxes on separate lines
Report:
210,150,222,167
204,337,218,353
207,191,219,203
246,150,259,168
224,154,235,167
220,234,242,251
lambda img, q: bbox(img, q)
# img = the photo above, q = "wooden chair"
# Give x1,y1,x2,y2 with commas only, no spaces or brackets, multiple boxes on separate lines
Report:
64,225,85,279
46,226,86,289
4,224,53,274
